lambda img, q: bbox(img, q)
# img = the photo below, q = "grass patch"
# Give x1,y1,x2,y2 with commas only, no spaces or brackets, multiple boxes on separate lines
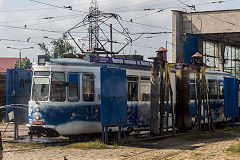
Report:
183,133,212,141
229,143,240,154
1,118,6,124
7,142,55,149
228,126,240,133
64,139,118,150
4,140,118,150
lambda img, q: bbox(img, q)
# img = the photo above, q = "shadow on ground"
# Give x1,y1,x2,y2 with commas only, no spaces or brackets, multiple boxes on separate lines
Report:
125,129,240,151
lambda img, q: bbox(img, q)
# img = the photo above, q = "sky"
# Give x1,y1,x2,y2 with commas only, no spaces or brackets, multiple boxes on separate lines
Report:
0,0,240,62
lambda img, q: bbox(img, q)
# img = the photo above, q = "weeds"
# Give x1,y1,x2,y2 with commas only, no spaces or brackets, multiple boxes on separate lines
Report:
4,139,118,151
228,126,240,133
7,142,54,149
183,133,212,141
64,139,118,150
228,143,240,154
1,118,6,124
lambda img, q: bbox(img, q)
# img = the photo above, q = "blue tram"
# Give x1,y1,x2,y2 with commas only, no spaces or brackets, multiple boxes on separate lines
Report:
27,55,228,137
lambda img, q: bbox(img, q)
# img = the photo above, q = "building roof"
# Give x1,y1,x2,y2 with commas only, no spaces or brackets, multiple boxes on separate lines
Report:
156,47,167,52
172,8,240,15
0,57,19,72
192,52,203,57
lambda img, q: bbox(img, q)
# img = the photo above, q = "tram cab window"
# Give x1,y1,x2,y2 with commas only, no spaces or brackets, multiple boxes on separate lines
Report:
218,81,224,99
190,80,196,100
50,72,66,102
68,73,79,102
208,80,218,99
140,77,150,101
34,71,50,76
32,77,49,101
82,73,94,102
127,77,138,101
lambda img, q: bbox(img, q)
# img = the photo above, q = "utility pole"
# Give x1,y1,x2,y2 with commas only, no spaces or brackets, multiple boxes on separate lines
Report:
88,0,99,50
150,58,160,135
6,47,34,69
110,24,113,56
149,47,168,136
191,52,204,131
157,47,167,136
67,0,132,55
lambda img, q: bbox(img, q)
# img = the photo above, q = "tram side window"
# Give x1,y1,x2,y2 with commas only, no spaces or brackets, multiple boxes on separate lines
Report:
127,77,138,101
208,80,218,99
50,72,66,102
68,73,79,102
190,80,196,100
140,77,150,101
82,73,94,102
32,77,49,101
218,81,224,99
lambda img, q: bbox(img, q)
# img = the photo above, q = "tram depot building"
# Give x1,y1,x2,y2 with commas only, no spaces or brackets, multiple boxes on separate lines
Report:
172,9,240,78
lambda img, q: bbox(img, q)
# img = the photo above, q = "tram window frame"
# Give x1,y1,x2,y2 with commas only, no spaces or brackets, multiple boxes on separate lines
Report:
82,73,95,102
140,77,150,101
126,76,139,101
34,71,50,76
50,72,66,102
218,80,224,99
68,73,80,102
208,79,218,99
32,77,50,101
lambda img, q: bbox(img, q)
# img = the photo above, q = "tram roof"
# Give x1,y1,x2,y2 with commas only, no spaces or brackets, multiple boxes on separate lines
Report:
35,56,153,70
33,55,232,75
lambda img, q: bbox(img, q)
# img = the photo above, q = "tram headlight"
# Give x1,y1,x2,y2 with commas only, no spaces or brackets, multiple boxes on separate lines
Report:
38,55,49,65
34,113,40,120
34,106,40,112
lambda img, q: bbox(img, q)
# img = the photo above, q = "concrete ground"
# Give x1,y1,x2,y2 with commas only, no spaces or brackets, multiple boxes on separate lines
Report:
0,123,240,160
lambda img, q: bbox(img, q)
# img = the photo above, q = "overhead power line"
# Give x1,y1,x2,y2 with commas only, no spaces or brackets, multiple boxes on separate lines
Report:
71,0,123,6
0,23,90,34
0,7,55,13
0,38,50,45
0,0,130,13
120,19,172,31
0,24,64,34
118,0,234,30
0,13,83,25
28,0,88,14
105,0,162,12
131,31,172,35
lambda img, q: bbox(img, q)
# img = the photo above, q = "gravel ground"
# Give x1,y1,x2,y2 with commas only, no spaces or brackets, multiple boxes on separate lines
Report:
0,123,240,160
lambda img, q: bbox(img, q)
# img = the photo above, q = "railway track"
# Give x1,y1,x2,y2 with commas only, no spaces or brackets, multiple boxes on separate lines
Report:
1,123,239,145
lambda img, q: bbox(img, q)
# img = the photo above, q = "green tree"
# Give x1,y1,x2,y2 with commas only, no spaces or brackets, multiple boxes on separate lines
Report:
38,43,51,58
14,57,32,69
38,34,76,58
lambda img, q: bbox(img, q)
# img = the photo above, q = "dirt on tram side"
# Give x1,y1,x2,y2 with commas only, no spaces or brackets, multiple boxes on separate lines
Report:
0,123,240,160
